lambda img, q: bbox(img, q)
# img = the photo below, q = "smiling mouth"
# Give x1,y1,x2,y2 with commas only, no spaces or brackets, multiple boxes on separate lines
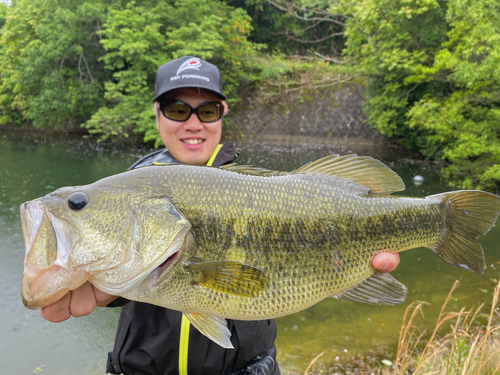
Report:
182,139,204,145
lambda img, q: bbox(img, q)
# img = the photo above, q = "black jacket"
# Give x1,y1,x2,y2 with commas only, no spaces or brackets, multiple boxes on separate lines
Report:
107,144,280,375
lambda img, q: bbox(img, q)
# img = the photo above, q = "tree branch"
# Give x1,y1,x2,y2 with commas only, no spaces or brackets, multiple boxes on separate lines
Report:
59,52,66,74
78,54,94,85
272,30,344,44
78,54,84,84
268,0,347,26
258,74,358,101
81,54,94,85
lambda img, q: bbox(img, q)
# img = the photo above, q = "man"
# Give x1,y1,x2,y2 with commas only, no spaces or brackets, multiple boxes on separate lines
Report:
40,56,400,374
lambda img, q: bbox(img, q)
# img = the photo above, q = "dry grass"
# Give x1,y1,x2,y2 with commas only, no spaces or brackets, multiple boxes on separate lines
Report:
388,279,500,375
305,279,500,375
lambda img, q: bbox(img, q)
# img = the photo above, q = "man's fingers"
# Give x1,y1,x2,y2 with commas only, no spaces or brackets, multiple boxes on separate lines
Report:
372,253,400,272
39,292,72,323
69,281,97,318
38,282,114,323
93,287,118,307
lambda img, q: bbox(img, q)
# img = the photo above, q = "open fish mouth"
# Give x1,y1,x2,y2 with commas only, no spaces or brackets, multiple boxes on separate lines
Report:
21,236,184,309
21,266,89,309
20,196,93,309
20,196,189,309
21,237,183,309
21,250,181,310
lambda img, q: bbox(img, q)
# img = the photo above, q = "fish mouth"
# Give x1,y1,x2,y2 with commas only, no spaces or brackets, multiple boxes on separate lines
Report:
21,239,183,309
21,266,89,309
20,196,91,309
21,245,182,310
88,227,188,296
20,192,191,309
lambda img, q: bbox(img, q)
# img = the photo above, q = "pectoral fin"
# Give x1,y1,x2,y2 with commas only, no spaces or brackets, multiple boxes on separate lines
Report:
183,312,233,349
338,271,407,306
188,261,268,298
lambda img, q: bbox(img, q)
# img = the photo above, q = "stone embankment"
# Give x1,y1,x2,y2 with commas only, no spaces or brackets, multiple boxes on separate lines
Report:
230,83,385,141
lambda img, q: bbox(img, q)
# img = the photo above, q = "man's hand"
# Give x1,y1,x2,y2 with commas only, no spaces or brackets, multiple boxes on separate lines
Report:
372,252,400,272
39,282,117,323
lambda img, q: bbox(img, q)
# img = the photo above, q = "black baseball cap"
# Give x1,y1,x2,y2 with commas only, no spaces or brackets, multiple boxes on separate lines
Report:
152,56,227,102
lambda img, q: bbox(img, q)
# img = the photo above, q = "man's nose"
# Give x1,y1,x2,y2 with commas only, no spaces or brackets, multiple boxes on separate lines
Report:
182,113,204,130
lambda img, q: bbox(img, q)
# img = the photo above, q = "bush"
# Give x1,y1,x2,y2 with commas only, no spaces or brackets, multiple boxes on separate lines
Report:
341,0,500,190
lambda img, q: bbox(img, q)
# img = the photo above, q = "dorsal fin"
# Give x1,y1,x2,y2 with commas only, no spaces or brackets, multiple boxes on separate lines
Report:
293,154,405,194
220,164,287,177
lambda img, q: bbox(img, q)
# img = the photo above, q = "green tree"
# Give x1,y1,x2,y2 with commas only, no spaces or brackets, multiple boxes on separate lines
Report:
85,0,264,145
0,2,17,126
0,0,110,130
0,3,6,29
227,0,346,56
341,0,500,190
407,0,500,190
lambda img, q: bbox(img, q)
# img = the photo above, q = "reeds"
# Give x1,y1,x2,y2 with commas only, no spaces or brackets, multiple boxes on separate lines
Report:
304,279,500,375
388,279,500,375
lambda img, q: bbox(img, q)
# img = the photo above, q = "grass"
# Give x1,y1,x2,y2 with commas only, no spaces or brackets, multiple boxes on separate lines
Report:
305,279,500,375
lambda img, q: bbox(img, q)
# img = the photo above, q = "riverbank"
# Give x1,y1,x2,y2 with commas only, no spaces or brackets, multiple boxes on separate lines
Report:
305,280,500,375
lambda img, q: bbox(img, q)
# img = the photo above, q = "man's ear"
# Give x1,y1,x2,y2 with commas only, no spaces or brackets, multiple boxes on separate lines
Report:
154,102,161,131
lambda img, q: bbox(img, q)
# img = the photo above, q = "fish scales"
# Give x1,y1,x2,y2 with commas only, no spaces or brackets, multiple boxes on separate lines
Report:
126,165,445,319
20,154,500,348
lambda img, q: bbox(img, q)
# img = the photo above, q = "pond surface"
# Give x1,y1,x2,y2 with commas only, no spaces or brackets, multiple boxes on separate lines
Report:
1,132,499,374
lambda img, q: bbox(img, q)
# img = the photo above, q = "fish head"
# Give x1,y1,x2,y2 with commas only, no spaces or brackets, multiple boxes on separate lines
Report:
20,182,191,309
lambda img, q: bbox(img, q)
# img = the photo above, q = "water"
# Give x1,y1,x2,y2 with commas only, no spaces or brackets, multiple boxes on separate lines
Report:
1,132,499,374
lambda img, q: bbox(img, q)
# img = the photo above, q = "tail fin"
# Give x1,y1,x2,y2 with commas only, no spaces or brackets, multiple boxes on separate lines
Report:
428,190,500,274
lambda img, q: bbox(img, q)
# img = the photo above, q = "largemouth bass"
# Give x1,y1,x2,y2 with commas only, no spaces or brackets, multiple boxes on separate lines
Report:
20,155,500,348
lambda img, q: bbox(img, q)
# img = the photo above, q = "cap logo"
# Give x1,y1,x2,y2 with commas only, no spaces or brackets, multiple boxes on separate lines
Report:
176,58,202,76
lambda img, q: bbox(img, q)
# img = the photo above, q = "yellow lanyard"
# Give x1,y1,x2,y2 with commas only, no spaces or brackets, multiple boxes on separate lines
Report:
178,314,191,375
178,144,223,375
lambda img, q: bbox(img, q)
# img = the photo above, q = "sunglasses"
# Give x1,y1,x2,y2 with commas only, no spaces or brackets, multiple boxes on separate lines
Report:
159,99,223,123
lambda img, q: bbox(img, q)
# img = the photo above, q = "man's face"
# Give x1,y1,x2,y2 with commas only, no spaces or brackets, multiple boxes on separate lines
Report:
156,88,223,166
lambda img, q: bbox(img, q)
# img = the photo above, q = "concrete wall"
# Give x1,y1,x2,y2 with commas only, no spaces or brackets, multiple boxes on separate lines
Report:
230,83,385,141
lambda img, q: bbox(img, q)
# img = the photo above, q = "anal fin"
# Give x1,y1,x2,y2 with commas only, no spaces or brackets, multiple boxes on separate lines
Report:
183,312,233,349
339,271,407,306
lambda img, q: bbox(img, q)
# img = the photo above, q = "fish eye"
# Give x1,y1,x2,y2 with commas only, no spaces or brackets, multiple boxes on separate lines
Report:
68,192,89,211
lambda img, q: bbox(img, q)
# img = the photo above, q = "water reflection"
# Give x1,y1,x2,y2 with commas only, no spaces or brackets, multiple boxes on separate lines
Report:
1,132,499,374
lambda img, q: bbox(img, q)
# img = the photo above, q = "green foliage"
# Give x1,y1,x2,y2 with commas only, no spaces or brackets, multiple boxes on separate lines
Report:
1,0,498,190
342,0,500,190
0,4,6,29
339,0,447,139
407,0,500,190
227,0,346,56
84,0,264,145
0,0,109,129
248,53,352,101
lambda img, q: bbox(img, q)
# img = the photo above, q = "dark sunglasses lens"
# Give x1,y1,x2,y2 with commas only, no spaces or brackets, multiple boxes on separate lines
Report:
197,103,222,122
162,101,190,121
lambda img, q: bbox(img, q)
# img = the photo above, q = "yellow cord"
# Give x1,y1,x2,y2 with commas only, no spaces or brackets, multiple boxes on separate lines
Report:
178,144,223,375
178,314,190,375
206,144,223,167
